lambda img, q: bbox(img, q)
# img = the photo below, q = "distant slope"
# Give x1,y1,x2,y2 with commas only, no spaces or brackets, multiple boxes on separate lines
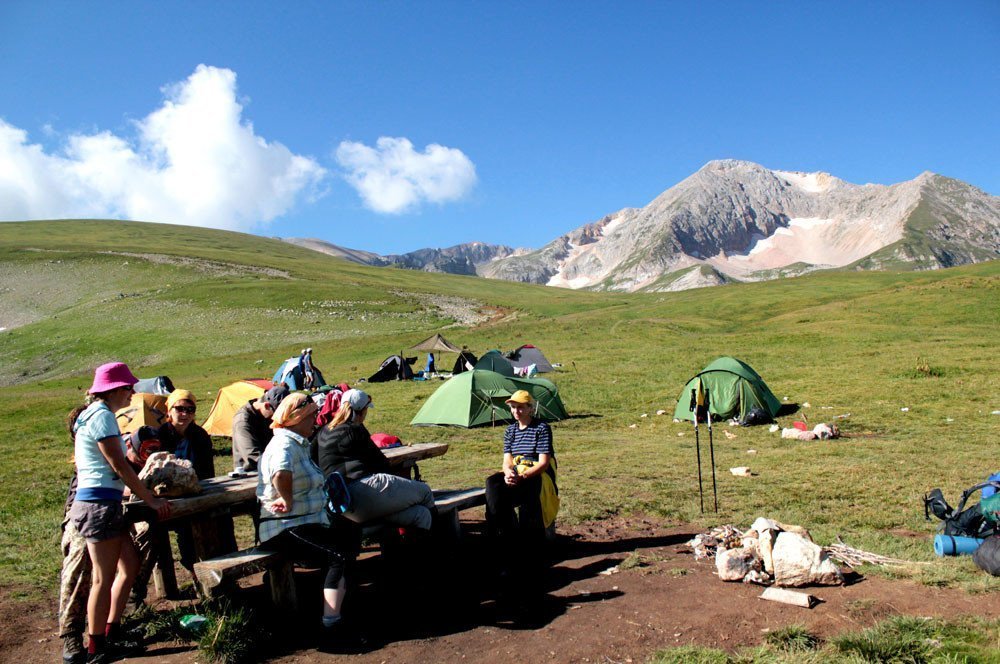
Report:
282,237,523,276
483,160,1000,291
0,220,614,386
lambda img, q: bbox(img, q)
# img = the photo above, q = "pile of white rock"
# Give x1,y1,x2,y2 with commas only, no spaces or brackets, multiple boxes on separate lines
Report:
690,517,844,587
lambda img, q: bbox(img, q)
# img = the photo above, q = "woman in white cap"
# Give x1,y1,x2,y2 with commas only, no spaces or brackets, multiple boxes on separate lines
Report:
315,389,435,532
484,389,557,577
68,362,170,662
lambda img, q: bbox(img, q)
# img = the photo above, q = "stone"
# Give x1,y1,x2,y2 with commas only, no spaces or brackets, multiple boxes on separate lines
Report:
139,452,202,497
715,547,757,582
771,532,843,587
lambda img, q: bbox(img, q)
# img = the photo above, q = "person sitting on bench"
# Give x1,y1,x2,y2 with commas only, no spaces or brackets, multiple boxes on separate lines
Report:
314,389,435,533
257,393,359,637
485,390,558,580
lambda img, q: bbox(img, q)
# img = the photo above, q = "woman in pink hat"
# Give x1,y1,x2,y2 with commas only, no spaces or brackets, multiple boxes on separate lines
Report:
67,362,170,662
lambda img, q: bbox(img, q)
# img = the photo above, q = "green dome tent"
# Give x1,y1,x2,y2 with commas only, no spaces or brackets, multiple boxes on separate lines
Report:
473,349,516,376
410,369,568,428
673,357,781,423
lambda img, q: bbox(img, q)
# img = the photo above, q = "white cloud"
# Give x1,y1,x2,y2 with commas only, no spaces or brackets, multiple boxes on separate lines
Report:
336,136,477,214
0,65,326,230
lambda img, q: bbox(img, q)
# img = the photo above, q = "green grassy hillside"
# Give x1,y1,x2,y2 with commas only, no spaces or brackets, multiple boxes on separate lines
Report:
1,219,998,598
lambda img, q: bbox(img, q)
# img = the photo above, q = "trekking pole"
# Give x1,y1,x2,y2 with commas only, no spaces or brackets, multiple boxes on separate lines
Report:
690,387,704,513
706,389,718,512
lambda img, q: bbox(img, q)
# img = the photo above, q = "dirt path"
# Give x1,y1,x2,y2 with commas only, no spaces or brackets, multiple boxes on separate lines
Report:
5,516,996,664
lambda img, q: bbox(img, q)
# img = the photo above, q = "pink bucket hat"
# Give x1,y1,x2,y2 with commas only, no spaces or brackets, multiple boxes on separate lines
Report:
88,362,139,394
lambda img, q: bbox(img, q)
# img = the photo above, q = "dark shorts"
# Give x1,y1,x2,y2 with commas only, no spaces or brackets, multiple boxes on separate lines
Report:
68,500,125,543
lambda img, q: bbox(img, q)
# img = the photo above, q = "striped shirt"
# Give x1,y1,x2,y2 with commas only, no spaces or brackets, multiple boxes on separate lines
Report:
257,428,329,542
503,420,554,461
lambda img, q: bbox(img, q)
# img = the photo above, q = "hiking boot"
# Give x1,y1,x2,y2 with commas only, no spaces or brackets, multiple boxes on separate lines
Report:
61,634,87,664
319,621,370,654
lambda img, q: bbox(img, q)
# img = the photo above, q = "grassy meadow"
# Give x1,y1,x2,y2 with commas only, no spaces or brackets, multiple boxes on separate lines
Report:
1,219,999,601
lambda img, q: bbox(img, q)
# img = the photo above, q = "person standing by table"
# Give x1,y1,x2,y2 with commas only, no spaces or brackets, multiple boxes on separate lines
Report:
257,393,360,640
232,384,289,473
67,362,170,663
484,390,559,578
315,389,435,532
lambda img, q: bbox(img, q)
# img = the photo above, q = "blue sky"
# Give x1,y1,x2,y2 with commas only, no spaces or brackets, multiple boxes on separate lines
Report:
1,2,997,255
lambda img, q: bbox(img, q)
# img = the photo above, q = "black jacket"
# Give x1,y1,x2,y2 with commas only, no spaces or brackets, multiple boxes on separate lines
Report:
157,422,215,480
314,421,390,481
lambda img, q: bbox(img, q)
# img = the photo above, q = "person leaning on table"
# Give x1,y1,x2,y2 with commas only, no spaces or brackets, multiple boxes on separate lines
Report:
232,384,289,473
256,393,360,638
67,362,170,664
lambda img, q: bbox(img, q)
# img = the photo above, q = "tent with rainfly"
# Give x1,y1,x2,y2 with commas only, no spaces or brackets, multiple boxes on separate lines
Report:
506,344,555,373
116,392,169,434
673,357,781,423
410,369,568,428
409,333,463,354
202,379,274,437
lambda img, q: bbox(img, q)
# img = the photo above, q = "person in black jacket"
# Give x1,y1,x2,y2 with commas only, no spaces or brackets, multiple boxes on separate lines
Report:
157,390,214,480
231,384,289,473
315,389,435,531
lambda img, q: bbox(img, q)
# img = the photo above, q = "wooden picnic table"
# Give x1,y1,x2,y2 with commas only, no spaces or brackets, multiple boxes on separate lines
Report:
125,441,449,598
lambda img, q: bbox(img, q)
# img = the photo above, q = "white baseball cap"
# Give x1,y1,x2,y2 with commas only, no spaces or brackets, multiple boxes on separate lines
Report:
343,388,374,411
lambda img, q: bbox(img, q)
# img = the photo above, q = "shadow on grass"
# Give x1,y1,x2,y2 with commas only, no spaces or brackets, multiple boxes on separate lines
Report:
776,403,800,417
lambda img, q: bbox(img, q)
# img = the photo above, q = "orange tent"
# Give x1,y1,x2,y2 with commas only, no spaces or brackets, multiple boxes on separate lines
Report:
201,379,274,437
116,392,168,434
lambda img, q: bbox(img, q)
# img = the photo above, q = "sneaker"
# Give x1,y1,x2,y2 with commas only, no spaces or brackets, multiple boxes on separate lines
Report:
85,652,109,664
107,633,144,659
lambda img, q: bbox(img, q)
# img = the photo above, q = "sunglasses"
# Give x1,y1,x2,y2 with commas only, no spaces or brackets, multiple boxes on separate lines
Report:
172,405,196,414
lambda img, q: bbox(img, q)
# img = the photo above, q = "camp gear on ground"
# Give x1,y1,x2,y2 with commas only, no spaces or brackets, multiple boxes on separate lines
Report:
410,369,568,428
368,355,415,382
89,361,139,394
934,534,985,556
452,350,478,374
673,357,781,423
273,349,327,390
201,379,274,437
116,392,168,434
133,375,175,395
409,333,462,354
473,350,516,376
739,407,773,426
506,344,555,373
983,472,1000,499
972,535,1000,575
425,353,435,373
924,480,1000,539
981,493,1000,524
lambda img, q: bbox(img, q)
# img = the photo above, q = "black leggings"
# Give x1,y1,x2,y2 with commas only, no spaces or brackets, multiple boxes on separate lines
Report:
261,521,360,589
485,473,544,536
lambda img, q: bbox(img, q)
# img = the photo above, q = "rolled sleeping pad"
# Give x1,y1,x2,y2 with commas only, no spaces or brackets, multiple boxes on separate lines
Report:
934,534,985,556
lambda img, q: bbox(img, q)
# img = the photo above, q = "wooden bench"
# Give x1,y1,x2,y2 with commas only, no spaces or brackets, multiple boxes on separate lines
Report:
192,547,296,611
433,487,486,539
192,487,487,608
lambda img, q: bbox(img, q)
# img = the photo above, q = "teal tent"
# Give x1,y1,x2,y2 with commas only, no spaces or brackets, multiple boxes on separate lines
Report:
473,350,516,376
673,357,781,423
410,369,568,428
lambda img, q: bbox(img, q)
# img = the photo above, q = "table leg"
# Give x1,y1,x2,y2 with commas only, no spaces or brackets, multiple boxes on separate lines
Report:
151,527,179,599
